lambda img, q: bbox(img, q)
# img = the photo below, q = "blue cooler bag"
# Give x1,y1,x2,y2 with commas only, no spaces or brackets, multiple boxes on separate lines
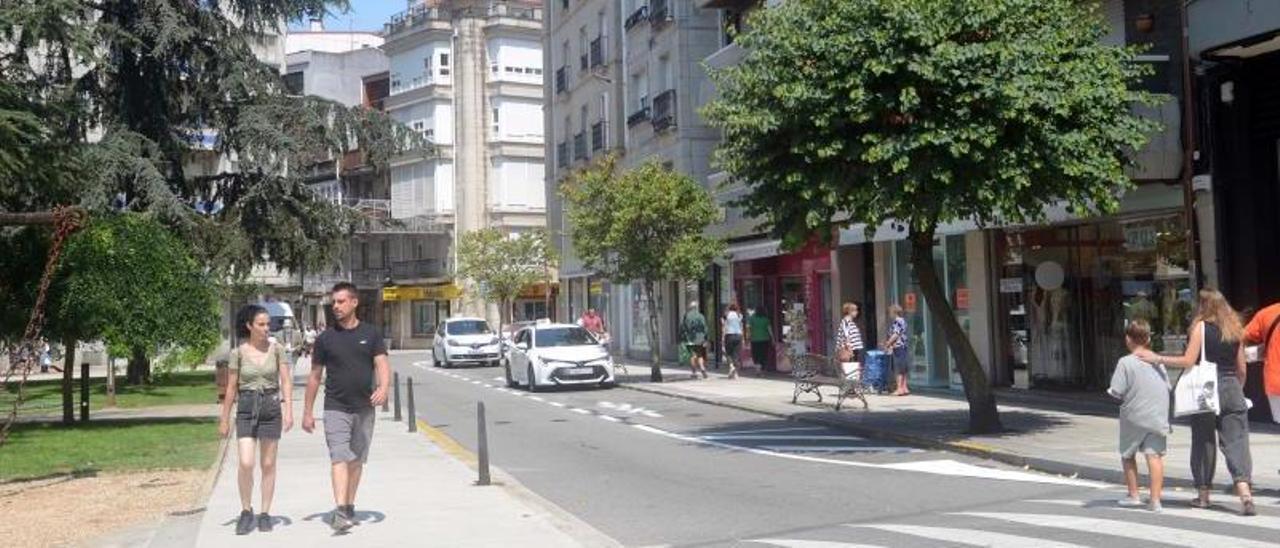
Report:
863,350,889,392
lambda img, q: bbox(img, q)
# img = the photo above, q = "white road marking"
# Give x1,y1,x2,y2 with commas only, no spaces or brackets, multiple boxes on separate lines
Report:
747,540,885,548
630,424,1102,487
597,401,663,418
1032,498,1280,529
548,402,566,407
958,512,1278,548
850,524,1088,548
529,396,545,402
599,415,622,423
702,434,868,441
756,445,921,454
492,377,505,382
571,408,592,415
708,426,829,436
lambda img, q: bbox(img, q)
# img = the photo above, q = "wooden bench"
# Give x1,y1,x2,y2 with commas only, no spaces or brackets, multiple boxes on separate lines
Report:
790,353,868,411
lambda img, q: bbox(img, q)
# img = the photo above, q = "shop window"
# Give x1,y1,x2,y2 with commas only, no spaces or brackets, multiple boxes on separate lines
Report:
411,300,435,336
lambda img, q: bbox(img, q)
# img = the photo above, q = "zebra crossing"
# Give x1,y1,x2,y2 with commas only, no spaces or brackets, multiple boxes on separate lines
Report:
744,495,1280,547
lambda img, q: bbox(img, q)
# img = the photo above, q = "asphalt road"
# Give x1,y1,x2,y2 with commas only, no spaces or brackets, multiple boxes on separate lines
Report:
390,352,1280,548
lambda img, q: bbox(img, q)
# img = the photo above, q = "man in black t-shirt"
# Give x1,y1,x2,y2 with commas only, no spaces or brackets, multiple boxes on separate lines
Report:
302,282,390,532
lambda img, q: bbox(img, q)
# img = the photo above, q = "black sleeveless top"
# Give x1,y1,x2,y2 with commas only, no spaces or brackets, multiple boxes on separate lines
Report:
1202,322,1239,378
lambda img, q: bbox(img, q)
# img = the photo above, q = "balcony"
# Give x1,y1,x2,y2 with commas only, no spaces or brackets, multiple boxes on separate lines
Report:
556,141,568,168
589,36,605,68
590,121,606,151
350,268,391,288
487,2,543,22
624,5,649,30
392,259,449,281
652,89,677,132
555,66,567,94
573,132,587,161
649,0,673,26
626,106,650,127
384,5,450,37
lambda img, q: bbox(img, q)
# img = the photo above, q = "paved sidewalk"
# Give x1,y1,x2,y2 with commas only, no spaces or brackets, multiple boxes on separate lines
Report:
191,378,613,546
616,359,1280,493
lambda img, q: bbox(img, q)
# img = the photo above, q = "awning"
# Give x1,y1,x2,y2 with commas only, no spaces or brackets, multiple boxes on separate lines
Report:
382,283,462,302
725,239,781,262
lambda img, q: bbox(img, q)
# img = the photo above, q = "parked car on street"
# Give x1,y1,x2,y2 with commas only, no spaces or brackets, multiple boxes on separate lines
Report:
432,317,501,368
499,320,537,367
505,323,615,391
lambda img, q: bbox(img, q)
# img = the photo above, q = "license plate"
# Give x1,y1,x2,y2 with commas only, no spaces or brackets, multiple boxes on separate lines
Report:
566,367,594,375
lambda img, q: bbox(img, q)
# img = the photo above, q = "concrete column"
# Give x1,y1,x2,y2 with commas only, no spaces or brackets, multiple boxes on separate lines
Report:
964,230,995,382
454,7,490,319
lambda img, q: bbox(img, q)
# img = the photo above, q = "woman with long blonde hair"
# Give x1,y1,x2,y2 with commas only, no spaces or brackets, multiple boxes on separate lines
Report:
1137,289,1255,515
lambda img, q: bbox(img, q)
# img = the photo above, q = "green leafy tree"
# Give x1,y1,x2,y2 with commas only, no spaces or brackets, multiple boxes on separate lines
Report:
0,0,425,278
704,0,1158,432
561,156,726,381
0,214,218,425
456,228,558,338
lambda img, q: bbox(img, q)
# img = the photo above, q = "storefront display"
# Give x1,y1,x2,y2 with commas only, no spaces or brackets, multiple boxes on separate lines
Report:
889,236,970,388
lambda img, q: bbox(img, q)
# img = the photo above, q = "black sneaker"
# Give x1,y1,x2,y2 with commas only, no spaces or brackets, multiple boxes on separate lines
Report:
257,512,273,532
235,509,255,535
329,507,352,532
343,504,359,526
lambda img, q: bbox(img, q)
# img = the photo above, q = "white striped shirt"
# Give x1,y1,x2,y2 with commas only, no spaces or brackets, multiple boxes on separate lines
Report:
836,316,864,352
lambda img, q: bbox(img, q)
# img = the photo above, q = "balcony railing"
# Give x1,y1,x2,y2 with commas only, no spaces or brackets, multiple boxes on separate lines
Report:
649,0,672,26
392,259,448,280
487,2,543,22
555,66,567,94
384,5,450,36
556,141,569,168
589,36,605,68
624,5,649,30
573,132,587,161
626,106,650,127
591,121,606,151
652,89,677,132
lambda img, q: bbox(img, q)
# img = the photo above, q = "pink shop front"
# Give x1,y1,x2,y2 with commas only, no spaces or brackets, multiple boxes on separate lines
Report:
731,242,836,357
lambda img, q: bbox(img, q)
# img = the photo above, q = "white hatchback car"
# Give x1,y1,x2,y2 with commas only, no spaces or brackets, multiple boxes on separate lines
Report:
505,323,615,391
432,317,502,368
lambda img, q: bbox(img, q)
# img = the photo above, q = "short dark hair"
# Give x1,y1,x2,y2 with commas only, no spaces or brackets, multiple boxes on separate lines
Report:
236,304,268,339
332,282,358,298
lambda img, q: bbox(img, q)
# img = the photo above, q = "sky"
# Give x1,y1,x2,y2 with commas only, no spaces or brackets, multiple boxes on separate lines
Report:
288,1,410,33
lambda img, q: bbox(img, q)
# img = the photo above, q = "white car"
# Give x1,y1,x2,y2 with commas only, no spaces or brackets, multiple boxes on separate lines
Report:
505,323,615,391
432,318,502,368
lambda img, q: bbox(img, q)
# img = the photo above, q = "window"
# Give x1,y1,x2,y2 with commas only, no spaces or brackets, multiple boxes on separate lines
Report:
446,320,493,335
439,52,450,76
380,240,390,268
411,301,435,336
360,241,369,270
492,106,501,136
535,327,597,347
283,71,304,95
580,104,588,132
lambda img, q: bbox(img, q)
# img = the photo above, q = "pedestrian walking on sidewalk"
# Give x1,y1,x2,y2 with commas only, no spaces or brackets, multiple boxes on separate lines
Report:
219,304,295,535
721,303,744,379
747,308,776,373
302,282,391,532
682,301,710,379
1136,289,1256,516
1243,301,1280,423
1107,320,1169,513
883,305,911,396
835,302,865,376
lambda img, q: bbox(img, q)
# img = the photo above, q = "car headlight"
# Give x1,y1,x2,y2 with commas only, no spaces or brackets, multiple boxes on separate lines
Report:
542,360,575,369
447,339,466,347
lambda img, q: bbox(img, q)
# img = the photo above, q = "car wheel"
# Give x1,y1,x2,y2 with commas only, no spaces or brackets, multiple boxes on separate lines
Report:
504,363,517,388
527,365,541,393
599,381,616,389
432,349,441,367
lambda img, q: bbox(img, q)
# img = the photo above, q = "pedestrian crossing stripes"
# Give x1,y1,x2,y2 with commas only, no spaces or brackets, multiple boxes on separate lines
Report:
746,498,1280,548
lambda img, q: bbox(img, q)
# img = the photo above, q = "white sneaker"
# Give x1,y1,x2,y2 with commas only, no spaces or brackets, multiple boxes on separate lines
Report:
1149,501,1163,513
1117,497,1144,507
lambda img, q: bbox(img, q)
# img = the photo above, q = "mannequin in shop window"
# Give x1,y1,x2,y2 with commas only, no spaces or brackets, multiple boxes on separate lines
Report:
1031,282,1076,386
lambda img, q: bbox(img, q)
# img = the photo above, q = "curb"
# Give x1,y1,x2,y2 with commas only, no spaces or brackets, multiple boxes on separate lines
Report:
410,417,622,548
619,382,1280,495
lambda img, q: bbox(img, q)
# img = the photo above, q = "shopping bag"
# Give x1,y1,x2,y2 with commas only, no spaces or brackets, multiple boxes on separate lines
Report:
840,361,862,381
678,344,691,365
1173,323,1220,417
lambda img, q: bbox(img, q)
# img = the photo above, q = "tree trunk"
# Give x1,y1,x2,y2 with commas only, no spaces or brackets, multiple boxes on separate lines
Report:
909,229,1003,434
61,336,76,425
644,280,663,382
126,347,150,385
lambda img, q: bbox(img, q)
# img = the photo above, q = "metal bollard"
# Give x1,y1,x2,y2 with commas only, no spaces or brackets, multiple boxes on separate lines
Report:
407,377,417,433
477,401,490,486
393,371,402,422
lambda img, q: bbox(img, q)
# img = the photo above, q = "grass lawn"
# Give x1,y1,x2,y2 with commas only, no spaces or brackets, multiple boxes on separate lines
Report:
0,418,221,481
2,370,218,416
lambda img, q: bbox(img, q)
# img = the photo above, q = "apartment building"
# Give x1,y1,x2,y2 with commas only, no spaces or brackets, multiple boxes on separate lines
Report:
381,0,547,348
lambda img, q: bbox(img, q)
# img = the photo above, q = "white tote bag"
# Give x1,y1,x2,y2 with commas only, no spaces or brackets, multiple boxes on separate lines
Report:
1173,323,1220,417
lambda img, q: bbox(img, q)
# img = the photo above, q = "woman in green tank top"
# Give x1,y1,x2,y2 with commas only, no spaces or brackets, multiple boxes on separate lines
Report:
218,304,294,535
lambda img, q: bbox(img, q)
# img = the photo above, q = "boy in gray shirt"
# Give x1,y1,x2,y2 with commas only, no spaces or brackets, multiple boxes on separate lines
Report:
1107,319,1170,512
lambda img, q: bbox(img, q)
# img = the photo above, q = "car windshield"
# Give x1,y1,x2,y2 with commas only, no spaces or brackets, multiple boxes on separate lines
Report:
535,327,597,348
447,320,492,335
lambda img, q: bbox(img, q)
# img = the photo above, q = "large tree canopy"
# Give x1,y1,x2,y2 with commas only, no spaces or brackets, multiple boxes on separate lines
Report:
0,0,425,276
704,0,1158,432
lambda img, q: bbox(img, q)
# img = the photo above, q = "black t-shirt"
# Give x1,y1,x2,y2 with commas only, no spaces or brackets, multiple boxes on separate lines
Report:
313,321,386,412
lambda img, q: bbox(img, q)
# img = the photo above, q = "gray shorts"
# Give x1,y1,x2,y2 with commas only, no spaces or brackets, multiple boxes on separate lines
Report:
324,408,376,463
1120,429,1167,458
